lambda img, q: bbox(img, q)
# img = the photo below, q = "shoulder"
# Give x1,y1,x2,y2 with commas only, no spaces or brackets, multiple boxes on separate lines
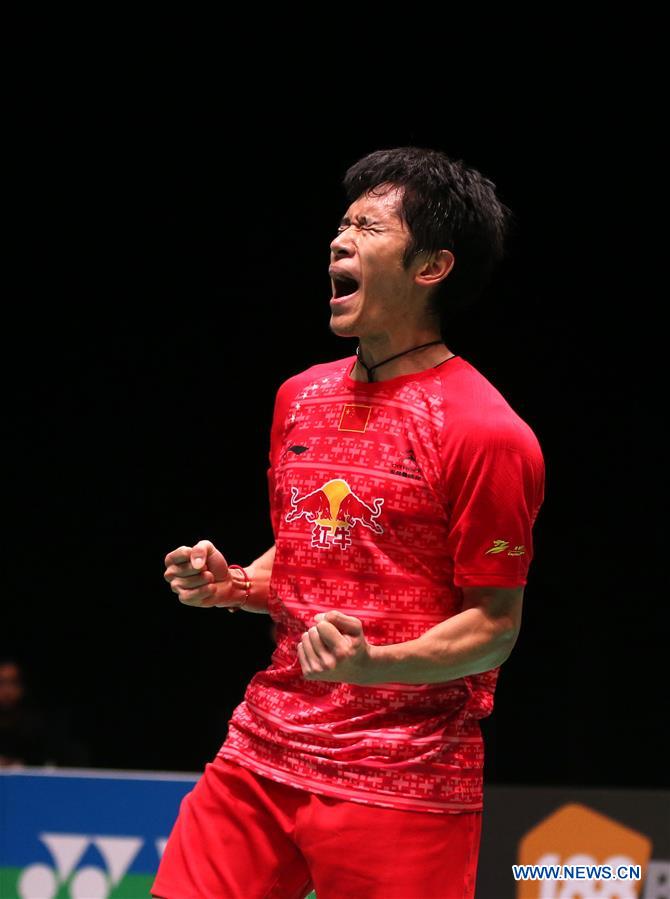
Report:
439,357,543,462
272,355,352,412
276,356,352,397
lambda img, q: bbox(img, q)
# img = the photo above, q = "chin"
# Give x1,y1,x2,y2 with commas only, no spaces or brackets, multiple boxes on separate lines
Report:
328,315,360,338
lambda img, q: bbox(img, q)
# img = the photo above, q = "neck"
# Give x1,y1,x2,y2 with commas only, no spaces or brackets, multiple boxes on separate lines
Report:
351,330,453,383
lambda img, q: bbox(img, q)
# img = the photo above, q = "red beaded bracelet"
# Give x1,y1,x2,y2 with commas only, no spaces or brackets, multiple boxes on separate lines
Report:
225,564,251,613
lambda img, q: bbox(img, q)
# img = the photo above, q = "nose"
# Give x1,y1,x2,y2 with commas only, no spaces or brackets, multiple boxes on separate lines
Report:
329,227,355,260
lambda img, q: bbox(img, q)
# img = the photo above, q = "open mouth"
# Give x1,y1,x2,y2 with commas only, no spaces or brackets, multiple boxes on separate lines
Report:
331,274,360,302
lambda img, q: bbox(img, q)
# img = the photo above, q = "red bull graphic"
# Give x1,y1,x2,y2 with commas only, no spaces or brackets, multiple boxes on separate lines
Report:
285,478,384,550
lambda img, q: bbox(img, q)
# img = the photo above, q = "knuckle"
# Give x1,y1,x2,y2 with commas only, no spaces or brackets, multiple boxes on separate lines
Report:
168,547,188,565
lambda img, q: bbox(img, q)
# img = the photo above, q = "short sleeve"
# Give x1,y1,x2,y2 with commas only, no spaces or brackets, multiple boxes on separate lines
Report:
441,421,545,588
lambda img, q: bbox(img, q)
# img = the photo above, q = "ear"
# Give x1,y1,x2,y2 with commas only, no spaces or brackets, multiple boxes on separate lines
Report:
415,249,455,289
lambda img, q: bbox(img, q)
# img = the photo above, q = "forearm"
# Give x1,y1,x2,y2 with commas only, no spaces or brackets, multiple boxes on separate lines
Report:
365,607,518,685
232,544,276,614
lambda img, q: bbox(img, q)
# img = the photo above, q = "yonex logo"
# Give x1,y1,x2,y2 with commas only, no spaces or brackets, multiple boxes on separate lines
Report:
15,831,165,899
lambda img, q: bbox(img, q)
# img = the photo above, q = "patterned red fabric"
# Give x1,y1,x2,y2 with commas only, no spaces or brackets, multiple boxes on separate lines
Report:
218,353,545,813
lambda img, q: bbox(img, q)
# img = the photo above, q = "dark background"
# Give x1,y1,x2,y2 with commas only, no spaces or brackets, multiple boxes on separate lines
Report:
5,54,665,789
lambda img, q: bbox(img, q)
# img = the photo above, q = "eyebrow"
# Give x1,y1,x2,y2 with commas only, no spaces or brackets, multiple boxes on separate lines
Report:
338,213,379,226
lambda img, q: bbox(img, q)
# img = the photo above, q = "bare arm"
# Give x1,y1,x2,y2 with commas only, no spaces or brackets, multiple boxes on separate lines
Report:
297,586,524,686
366,586,524,683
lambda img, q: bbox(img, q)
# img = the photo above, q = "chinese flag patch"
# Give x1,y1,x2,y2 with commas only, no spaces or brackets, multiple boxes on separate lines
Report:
339,404,372,433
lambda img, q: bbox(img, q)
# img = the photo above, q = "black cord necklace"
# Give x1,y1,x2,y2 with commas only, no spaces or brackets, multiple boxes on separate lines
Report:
355,340,449,383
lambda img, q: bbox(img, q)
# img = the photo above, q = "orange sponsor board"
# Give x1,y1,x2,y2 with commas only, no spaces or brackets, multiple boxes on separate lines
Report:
517,803,652,898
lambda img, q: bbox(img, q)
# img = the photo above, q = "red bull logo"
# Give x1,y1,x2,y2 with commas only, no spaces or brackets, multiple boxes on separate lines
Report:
286,478,384,550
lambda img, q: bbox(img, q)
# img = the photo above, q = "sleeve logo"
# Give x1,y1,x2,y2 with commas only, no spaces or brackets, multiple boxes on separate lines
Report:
485,539,526,556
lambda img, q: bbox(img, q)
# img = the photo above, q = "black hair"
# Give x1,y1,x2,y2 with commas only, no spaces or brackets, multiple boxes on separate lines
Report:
0,655,23,671
341,146,516,333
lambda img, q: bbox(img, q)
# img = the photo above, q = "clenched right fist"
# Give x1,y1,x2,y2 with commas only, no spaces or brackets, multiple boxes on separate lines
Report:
163,539,244,610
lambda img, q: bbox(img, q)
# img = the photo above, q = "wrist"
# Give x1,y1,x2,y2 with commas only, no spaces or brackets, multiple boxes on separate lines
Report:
226,565,251,613
363,640,414,685
217,557,272,614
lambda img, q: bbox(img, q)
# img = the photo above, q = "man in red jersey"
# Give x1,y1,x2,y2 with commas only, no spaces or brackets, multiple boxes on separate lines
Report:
152,147,545,899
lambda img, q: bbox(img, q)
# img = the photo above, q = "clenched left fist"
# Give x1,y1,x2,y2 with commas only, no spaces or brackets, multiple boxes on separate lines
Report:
297,610,375,685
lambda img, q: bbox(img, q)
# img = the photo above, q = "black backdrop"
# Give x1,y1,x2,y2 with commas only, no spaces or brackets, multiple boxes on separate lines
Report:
5,59,666,791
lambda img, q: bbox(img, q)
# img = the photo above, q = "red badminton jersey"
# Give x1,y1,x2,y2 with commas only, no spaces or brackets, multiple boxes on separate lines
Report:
218,353,545,814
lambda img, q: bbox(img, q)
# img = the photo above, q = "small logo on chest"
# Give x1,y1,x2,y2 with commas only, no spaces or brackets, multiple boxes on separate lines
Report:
389,447,423,481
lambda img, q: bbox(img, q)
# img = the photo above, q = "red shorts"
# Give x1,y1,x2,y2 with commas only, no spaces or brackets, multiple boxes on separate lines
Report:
150,754,482,899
